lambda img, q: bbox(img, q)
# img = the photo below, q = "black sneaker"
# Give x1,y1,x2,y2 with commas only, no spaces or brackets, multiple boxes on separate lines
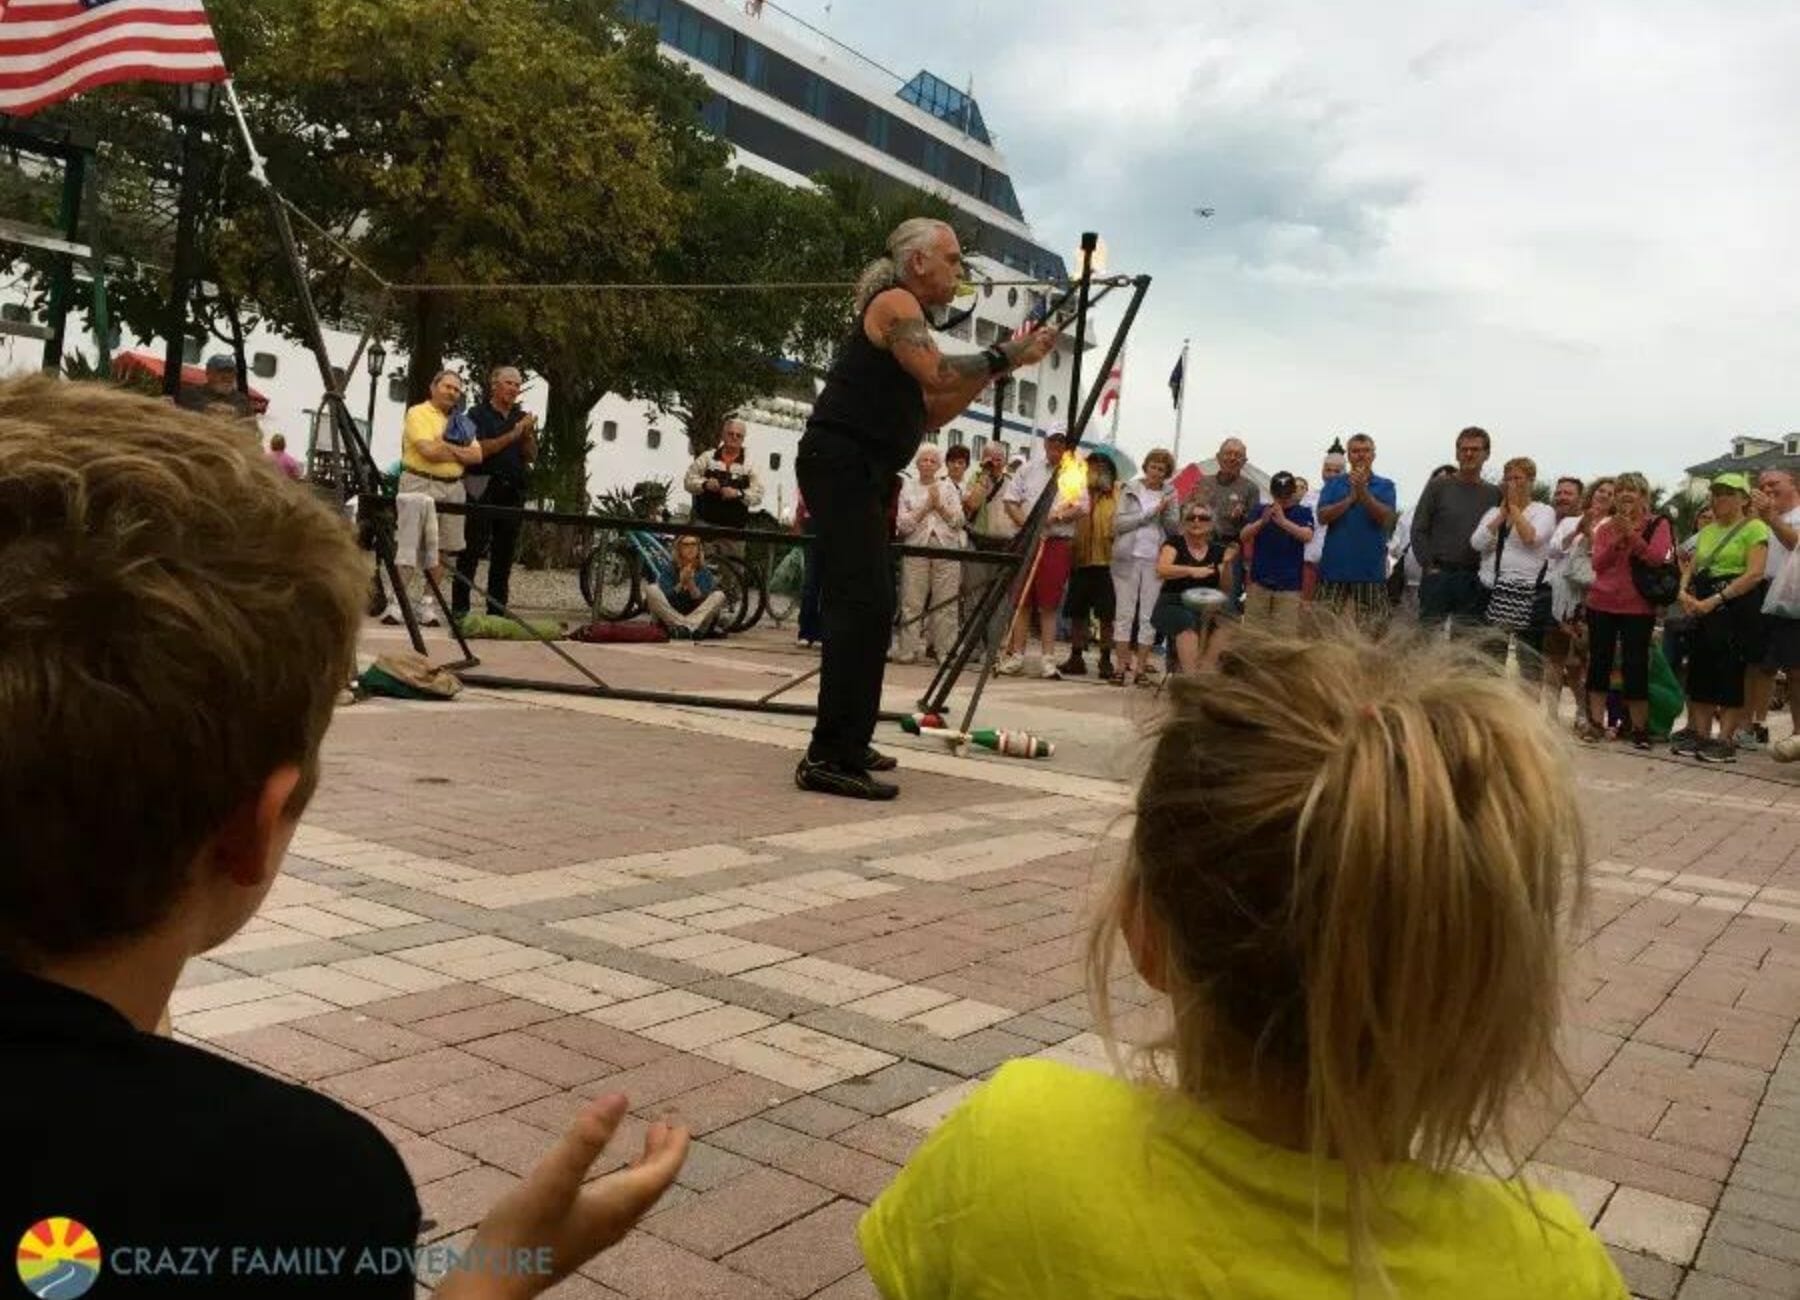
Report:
1755,724,1771,745
860,747,898,772
1695,739,1739,764
1056,654,1087,677
1669,732,1703,757
795,757,899,800
1629,728,1652,750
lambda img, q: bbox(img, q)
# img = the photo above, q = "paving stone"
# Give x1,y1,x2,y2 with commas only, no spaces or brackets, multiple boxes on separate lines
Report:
642,1167,833,1259
811,1270,881,1300
374,1066,558,1132
1605,1246,1681,1299
1675,1274,1786,1300
1709,1211,1800,1266
317,1046,500,1108
683,976,819,1021
358,982,511,1024
722,1200,866,1297
436,1113,564,1176
526,1016,676,1069
340,920,474,954
660,1072,798,1136
1693,1236,1800,1294
578,1231,784,1300
816,1061,963,1116
285,1010,443,1063
673,1140,758,1193
462,1029,618,1088
209,1023,375,1082
213,938,366,976
410,996,565,1043
763,1096,865,1138
416,1164,520,1236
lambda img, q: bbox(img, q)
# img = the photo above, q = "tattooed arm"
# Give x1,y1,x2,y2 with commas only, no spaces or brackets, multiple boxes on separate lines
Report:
865,288,1057,429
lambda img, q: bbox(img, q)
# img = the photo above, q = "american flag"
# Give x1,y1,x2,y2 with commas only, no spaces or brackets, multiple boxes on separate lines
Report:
0,0,226,118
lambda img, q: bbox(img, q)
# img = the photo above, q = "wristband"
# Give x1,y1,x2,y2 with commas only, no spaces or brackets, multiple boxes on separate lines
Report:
983,344,1009,375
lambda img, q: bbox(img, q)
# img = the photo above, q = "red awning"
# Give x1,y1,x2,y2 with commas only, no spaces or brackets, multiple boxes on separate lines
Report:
111,350,271,415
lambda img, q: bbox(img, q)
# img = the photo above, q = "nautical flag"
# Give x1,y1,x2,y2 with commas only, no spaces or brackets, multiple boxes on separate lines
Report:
1168,352,1185,409
0,0,228,118
1098,358,1123,416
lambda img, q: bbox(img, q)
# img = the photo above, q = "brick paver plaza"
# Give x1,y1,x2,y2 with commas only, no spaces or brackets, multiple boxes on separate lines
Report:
170,626,1800,1299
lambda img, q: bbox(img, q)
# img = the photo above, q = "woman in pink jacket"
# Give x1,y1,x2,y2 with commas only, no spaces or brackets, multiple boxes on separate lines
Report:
1580,472,1676,748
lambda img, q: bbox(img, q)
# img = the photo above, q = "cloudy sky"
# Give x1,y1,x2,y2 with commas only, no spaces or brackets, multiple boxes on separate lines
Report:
815,0,1800,497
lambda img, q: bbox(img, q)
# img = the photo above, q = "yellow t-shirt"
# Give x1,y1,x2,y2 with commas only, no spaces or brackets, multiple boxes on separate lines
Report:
401,402,461,480
860,1060,1626,1300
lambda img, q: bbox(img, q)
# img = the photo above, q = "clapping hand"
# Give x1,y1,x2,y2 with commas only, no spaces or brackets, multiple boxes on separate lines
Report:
436,1094,688,1300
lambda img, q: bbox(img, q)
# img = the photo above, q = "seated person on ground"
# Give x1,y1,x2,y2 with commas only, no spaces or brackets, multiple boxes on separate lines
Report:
1152,499,1237,673
861,628,1629,1300
0,378,687,1299
646,534,730,639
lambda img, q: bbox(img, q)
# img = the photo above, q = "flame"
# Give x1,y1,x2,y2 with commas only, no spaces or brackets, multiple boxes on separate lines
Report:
1055,451,1087,505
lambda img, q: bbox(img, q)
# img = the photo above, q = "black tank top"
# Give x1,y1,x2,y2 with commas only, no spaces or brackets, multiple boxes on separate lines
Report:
803,298,927,476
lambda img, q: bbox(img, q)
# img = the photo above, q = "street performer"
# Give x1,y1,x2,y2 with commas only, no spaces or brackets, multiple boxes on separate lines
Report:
795,219,1058,800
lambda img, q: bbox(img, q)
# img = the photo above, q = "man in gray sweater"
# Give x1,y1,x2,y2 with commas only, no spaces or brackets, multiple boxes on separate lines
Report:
1410,426,1502,633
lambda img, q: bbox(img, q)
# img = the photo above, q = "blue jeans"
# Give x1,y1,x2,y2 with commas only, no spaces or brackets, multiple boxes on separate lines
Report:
1418,567,1487,635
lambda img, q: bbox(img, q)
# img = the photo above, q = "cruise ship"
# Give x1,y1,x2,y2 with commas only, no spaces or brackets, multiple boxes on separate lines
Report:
0,0,1081,520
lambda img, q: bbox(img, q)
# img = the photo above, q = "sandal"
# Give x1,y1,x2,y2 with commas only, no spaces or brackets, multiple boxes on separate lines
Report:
1112,668,1134,688
1573,717,1604,744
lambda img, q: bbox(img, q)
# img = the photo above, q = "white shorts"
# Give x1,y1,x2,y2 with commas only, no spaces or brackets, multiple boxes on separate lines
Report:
398,471,465,558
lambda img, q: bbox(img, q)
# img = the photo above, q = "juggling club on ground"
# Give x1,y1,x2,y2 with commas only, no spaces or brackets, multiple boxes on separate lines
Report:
967,728,1055,759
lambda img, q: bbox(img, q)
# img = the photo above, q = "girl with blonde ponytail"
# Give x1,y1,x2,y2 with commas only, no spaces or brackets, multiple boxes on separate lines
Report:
860,627,1627,1299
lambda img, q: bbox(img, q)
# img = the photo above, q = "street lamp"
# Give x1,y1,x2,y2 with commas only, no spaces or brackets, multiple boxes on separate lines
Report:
365,339,387,442
161,80,217,398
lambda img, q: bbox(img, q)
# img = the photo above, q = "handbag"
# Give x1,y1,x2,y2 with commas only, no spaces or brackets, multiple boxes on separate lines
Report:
1628,518,1679,606
1686,518,1750,603
1483,519,1551,632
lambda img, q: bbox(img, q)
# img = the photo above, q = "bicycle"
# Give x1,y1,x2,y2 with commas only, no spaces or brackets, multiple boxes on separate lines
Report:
579,527,762,633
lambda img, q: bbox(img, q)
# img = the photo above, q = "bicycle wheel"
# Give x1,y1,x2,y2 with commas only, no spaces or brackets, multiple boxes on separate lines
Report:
763,545,802,626
713,555,750,632
733,558,768,633
581,540,640,621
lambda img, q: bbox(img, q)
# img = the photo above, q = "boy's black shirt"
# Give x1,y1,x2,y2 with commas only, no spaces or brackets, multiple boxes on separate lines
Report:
2,968,420,1295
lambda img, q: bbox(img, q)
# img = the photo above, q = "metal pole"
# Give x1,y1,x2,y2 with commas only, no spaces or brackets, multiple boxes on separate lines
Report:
364,370,379,446
220,79,429,657
1063,233,1097,437
161,117,202,397
42,149,84,372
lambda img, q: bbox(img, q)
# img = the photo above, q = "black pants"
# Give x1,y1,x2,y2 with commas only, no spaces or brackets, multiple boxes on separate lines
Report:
1586,608,1654,700
1418,567,1487,632
453,478,524,617
798,441,894,767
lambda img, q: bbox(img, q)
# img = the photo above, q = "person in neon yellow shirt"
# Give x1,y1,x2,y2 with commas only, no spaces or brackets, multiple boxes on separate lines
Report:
861,631,1629,1300
390,369,482,626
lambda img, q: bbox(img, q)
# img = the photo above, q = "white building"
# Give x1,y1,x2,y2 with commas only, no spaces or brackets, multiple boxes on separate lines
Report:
2,0,1081,520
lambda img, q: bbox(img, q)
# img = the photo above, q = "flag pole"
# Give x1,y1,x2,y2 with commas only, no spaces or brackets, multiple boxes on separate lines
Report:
1171,337,1190,466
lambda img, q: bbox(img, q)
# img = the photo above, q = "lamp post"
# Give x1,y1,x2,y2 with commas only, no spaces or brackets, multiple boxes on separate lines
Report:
161,80,215,399
365,339,387,441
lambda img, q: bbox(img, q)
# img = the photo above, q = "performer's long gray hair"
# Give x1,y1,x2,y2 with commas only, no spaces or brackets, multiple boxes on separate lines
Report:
852,218,952,316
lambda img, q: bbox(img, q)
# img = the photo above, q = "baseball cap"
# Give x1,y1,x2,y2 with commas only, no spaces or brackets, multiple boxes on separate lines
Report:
1269,470,1298,498
204,354,235,372
1710,471,1752,495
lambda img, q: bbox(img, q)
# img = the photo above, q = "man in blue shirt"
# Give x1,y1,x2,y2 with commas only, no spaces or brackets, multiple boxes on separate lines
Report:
1240,469,1314,635
1315,432,1398,629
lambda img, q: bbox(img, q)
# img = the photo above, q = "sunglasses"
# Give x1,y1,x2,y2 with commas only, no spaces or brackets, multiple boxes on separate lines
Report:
1186,512,1213,522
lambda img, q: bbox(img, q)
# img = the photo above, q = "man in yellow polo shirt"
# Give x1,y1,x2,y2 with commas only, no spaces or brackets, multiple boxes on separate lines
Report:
393,369,482,625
